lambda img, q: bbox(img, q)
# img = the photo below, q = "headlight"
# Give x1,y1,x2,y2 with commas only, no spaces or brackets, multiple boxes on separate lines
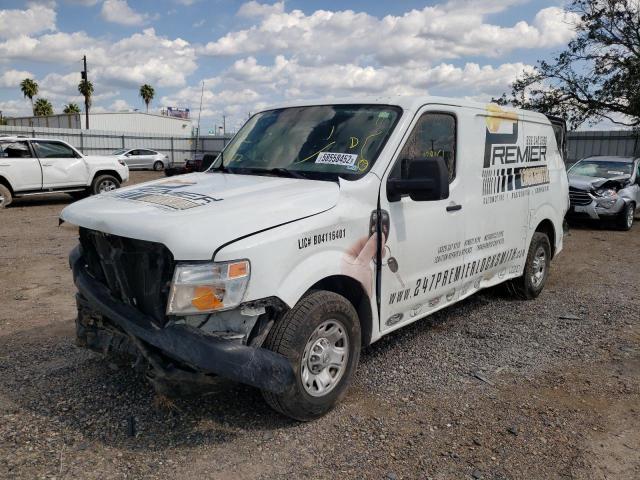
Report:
595,188,618,198
167,260,250,315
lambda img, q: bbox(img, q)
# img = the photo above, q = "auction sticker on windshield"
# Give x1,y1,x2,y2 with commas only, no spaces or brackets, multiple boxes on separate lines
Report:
315,152,358,167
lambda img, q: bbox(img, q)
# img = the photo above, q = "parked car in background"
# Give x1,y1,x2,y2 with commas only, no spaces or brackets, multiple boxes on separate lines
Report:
567,156,640,230
112,148,168,171
0,137,129,208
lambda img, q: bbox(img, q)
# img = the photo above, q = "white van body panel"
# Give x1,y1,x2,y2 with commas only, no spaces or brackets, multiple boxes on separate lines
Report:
60,96,568,347
61,172,340,260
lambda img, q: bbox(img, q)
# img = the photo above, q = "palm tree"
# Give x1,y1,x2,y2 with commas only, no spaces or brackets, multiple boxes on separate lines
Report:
33,98,54,116
78,79,94,111
63,103,81,114
139,84,155,113
20,78,39,115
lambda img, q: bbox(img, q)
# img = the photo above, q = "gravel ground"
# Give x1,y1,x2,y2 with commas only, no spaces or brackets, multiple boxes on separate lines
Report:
0,171,639,479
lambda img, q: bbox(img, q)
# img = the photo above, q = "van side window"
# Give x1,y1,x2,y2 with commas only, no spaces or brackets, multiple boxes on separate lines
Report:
390,113,456,182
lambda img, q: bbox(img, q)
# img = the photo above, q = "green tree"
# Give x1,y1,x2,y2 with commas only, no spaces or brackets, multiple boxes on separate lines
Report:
33,98,54,116
495,0,640,129
139,84,155,113
63,103,81,114
20,78,39,115
78,79,94,111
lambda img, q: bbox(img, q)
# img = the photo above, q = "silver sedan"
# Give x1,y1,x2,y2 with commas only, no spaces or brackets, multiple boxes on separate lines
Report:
112,148,168,171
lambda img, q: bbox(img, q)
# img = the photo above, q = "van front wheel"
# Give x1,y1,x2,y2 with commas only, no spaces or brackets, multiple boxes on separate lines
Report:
506,232,551,300
261,290,361,421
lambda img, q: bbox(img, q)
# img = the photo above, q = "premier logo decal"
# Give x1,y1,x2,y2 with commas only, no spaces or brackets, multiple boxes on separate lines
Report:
482,105,550,197
112,184,222,210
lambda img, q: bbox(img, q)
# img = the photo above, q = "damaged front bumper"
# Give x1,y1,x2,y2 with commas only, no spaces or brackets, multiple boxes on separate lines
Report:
568,196,626,220
70,245,295,394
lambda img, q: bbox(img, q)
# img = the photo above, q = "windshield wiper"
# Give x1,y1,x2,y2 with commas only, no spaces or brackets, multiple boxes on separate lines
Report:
266,168,308,179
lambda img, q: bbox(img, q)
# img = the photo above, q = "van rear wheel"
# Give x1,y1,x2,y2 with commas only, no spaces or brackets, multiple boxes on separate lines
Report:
261,290,361,421
506,232,551,300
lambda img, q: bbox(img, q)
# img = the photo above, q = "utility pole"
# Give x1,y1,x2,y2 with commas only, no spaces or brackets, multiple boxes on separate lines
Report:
81,55,89,130
222,115,226,136
195,81,204,155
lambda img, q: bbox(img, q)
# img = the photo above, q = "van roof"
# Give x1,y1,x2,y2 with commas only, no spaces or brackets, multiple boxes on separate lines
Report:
266,95,550,121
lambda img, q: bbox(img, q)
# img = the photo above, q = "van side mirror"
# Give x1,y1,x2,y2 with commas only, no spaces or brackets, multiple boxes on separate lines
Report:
387,157,450,202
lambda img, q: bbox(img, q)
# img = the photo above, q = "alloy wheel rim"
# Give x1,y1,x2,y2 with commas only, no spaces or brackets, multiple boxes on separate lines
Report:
99,180,116,193
627,206,634,228
530,246,547,289
301,319,349,397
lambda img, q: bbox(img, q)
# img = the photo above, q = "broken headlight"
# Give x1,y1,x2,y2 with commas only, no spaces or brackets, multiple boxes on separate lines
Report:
595,188,618,198
167,260,250,315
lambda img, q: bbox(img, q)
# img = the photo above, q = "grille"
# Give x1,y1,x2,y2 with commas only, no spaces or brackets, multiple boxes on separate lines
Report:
79,228,175,326
569,187,593,206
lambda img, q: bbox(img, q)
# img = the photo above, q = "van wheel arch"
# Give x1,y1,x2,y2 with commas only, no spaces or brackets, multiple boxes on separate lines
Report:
534,219,556,258
308,275,374,348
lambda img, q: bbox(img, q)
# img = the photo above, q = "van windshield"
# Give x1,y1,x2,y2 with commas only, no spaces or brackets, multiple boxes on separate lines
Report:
216,104,402,180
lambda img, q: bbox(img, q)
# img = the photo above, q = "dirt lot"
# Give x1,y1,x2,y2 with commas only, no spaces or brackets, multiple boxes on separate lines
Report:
0,171,639,479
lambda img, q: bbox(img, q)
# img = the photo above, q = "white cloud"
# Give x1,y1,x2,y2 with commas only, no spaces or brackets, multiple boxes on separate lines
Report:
202,2,578,64
0,99,32,117
237,1,285,18
0,3,56,39
0,69,34,88
64,0,100,5
101,0,151,26
110,99,133,111
0,28,197,89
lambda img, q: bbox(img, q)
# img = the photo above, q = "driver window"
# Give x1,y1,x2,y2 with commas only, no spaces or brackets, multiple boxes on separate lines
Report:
32,141,77,159
390,112,456,182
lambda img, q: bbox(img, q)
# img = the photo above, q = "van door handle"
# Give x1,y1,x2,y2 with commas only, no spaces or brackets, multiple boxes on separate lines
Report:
446,204,462,212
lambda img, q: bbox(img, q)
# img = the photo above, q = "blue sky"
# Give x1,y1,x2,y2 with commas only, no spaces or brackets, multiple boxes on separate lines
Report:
0,1,576,131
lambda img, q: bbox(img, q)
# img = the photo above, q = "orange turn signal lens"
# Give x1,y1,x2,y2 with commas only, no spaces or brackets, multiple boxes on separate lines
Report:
191,286,223,311
228,261,249,278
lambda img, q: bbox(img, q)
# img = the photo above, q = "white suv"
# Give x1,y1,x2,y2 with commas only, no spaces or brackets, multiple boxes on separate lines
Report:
0,136,129,208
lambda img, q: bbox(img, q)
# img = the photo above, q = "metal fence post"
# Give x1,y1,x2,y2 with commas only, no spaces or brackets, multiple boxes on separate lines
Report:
170,137,174,164
121,135,125,149
80,131,84,153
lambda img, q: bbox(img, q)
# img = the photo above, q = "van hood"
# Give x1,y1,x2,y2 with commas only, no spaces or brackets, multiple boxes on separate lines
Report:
60,172,339,260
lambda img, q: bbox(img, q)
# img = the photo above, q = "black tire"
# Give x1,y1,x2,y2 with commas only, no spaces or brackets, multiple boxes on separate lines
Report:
262,290,361,421
0,184,12,208
153,160,165,171
506,232,551,300
91,175,120,195
617,202,635,231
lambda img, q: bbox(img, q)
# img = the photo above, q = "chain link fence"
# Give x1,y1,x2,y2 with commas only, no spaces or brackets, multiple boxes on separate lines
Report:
0,125,232,165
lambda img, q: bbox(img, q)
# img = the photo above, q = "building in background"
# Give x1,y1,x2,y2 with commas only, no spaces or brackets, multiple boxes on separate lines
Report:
5,112,193,136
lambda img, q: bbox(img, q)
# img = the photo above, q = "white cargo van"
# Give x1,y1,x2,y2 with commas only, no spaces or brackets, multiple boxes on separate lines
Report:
60,97,569,420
